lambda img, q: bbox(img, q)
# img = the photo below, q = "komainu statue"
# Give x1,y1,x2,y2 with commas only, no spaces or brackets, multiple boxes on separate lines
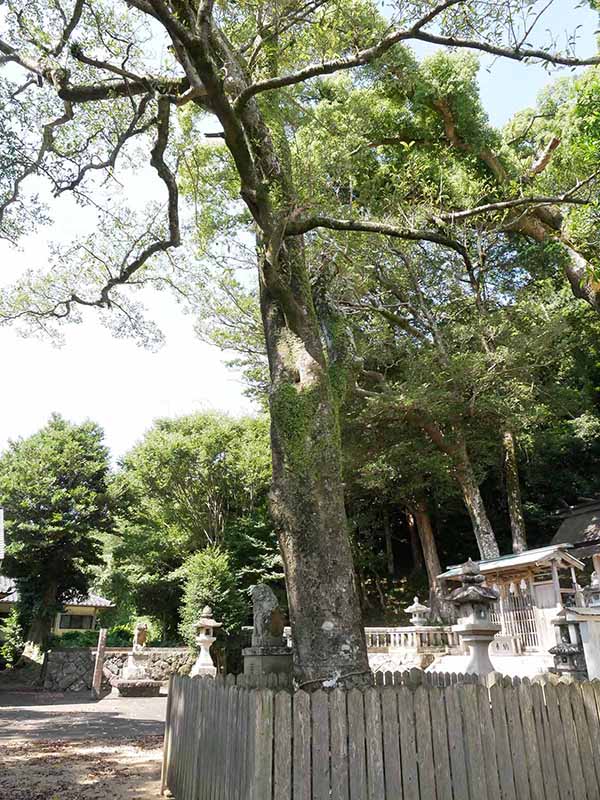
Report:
250,584,285,647
133,622,148,651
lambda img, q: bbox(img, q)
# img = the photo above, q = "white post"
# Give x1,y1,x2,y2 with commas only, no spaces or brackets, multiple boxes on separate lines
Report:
551,559,562,609
593,554,600,581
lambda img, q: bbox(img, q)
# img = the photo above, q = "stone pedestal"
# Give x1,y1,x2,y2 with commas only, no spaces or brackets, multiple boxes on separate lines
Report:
453,622,500,675
122,649,151,680
242,645,293,677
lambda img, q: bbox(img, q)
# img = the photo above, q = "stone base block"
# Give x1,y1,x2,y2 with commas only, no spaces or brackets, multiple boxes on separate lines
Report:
242,646,292,677
116,679,161,697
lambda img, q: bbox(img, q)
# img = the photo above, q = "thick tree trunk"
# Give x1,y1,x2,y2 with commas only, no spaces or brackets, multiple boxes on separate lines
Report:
382,507,395,580
452,438,500,560
21,581,58,664
407,510,424,575
502,430,528,554
260,238,371,689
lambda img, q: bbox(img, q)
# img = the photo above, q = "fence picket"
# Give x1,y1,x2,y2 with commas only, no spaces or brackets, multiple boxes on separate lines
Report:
556,683,587,800
460,683,487,800
445,685,470,800
381,686,402,799
253,689,273,800
364,688,385,800
274,690,292,800
580,682,600,787
517,683,544,800
330,687,350,800
530,683,559,800
475,683,501,800
503,686,531,800
348,688,368,800
312,690,330,800
294,690,311,800
429,689,452,800
544,684,574,800
488,684,516,800
414,686,435,800
398,686,419,800
568,684,596,800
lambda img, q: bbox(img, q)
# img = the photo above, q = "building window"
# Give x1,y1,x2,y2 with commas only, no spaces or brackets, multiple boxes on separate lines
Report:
59,614,94,630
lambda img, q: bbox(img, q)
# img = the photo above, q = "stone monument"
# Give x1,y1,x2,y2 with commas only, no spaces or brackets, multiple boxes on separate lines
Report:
242,584,292,678
190,606,222,678
116,622,161,697
449,559,500,676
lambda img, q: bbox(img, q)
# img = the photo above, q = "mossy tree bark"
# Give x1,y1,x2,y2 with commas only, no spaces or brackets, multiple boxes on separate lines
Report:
260,238,370,688
502,430,528,554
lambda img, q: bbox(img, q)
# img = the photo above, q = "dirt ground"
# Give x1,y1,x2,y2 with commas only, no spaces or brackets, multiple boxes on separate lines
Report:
0,690,168,800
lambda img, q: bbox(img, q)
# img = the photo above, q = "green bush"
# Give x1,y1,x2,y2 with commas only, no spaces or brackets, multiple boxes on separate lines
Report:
0,609,25,667
54,630,99,648
178,546,246,648
106,624,133,647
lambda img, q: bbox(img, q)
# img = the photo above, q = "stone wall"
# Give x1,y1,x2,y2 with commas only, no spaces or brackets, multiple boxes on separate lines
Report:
43,647,195,692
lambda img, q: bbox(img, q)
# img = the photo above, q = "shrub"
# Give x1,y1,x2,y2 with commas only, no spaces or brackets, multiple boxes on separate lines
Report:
178,547,246,648
106,624,133,647
57,630,99,648
0,609,25,667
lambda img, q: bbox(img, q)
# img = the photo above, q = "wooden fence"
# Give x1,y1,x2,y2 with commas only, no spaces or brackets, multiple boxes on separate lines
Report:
162,673,600,800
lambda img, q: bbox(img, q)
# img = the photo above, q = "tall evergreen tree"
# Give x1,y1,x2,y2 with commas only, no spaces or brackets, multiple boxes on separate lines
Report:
0,415,112,660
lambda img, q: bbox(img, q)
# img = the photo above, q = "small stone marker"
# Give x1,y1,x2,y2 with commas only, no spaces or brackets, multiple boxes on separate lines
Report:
91,627,107,699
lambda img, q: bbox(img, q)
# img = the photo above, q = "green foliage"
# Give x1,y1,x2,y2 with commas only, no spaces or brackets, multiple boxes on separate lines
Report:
0,414,113,648
178,547,247,648
104,412,280,637
0,609,25,668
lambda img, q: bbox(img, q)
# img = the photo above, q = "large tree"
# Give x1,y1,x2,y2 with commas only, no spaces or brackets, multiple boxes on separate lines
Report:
1,0,600,685
0,415,112,660
105,412,279,638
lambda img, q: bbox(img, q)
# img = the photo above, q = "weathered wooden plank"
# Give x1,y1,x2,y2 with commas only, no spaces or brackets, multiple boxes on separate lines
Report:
226,686,241,800
503,685,531,800
556,683,587,800
476,683,501,800
253,689,274,800
221,684,234,800
460,683,487,800
347,688,368,800
445,685,469,800
517,683,544,800
398,686,419,800
414,686,435,800
544,683,574,800
384,671,394,687
293,690,311,800
364,688,385,800
429,689,452,800
381,686,402,800
568,684,597,800
580,681,600,787
330,687,350,800
274,690,292,800
312,690,331,800
530,683,559,800
375,671,384,686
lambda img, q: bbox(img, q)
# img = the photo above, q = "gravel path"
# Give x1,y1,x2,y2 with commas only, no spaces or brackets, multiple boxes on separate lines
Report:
0,690,168,799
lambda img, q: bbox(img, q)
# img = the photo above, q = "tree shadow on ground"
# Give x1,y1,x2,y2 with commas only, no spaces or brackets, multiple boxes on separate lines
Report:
1,737,163,800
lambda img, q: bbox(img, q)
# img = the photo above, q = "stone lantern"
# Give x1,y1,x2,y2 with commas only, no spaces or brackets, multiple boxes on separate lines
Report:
405,596,430,627
190,606,222,678
449,559,500,676
584,571,600,608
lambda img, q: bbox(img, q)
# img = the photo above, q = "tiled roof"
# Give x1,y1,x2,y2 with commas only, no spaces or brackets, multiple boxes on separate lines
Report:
0,576,113,608
438,544,584,580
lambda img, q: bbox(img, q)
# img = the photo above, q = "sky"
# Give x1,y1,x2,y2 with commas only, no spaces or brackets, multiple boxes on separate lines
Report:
0,0,597,459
